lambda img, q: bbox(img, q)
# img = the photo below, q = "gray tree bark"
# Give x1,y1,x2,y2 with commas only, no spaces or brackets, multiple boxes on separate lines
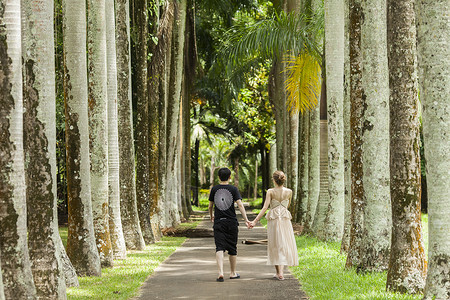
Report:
115,0,145,250
87,0,113,267
21,0,67,297
58,238,79,287
341,0,352,253
165,0,187,227
386,0,426,293
346,0,364,269
311,120,330,239
416,0,450,298
297,112,309,224
133,0,154,243
324,0,345,242
304,95,320,233
106,0,126,260
0,1,37,298
358,0,391,272
63,0,101,277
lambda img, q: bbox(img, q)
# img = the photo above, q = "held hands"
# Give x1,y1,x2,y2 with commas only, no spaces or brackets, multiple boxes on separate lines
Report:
246,220,256,229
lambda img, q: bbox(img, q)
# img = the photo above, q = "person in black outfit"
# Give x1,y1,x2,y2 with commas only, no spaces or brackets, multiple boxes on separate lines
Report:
208,167,251,282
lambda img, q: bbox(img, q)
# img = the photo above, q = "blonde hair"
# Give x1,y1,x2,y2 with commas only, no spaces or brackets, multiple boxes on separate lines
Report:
272,170,286,186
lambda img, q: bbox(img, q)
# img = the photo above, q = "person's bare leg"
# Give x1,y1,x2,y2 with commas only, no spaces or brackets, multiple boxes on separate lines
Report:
229,255,237,277
275,265,281,277
278,265,284,280
216,251,224,279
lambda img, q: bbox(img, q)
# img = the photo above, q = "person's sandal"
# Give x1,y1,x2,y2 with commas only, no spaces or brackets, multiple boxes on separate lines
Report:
216,276,224,282
230,273,240,279
277,275,285,281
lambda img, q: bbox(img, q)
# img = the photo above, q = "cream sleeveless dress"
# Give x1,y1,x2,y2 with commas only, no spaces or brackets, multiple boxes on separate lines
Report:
265,188,299,266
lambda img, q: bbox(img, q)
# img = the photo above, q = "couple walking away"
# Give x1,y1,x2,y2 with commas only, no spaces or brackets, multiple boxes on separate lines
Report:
208,167,298,282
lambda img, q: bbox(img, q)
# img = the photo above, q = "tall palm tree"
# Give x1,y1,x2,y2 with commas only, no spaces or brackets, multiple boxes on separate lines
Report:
386,0,426,293
165,0,187,227
158,0,175,229
21,0,66,297
346,0,364,269
106,0,126,260
357,0,391,272
0,1,37,297
323,0,345,242
341,0,352,253
115,0,145,250
132,0,154,241
87,0,113,267
416,0,450,298
63,0,101,277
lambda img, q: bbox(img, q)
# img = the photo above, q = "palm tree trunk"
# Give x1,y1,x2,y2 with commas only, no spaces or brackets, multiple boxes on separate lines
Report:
386,0,426,292
416,0,450,298
346,0,364,269
304,86,321,233
87,0,114,267
298,112,309,224
63,0,101,277
132,0,154,243
358,0,391,272
157,1,175,229
311,119,329,239
21,0,66,297
340,0,351,253
166,0,187,227
271,59,286,171
323,0,345,242
58,238,79,287
115,0,145,251
0,2,37,297
106,0,126,260
192,138,200,206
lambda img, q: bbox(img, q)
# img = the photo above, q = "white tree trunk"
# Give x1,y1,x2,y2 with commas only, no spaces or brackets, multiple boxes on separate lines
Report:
312,120,330,239
288,112,299,214
105,0,126,260
417,0,450,298
386,0,426,293
298,112,309,224
87,0,113,267
0,1,36,298
21,0,67,297
358,0,391,272
305,96,320,233
115,0,145,251
165,0,187,227
63,0,101,277
340,0,351,253
324,0,345,241
58,238,79,287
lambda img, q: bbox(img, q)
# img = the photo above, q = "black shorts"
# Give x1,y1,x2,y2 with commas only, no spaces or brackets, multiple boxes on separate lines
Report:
213,219,239,255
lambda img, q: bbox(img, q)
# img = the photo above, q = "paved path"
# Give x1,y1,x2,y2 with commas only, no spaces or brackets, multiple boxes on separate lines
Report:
134,210,308,300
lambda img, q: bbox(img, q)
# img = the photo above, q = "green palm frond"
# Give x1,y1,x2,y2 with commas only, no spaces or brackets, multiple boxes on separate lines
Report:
223,11,323,65
284,53,322,114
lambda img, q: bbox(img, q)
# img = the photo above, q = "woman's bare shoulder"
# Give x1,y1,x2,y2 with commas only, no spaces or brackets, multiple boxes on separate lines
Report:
284,187,293,194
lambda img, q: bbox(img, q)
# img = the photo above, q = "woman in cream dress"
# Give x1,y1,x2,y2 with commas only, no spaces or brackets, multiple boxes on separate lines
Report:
250,171,298,280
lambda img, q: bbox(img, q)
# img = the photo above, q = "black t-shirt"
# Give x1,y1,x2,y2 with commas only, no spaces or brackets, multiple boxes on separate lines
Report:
209,184,242,221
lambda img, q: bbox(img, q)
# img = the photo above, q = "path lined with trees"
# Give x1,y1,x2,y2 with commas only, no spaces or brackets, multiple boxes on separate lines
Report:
0,0,448,299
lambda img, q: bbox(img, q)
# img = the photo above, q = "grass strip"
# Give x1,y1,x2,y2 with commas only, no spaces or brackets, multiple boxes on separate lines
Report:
59,227,186,300
66,236,185,300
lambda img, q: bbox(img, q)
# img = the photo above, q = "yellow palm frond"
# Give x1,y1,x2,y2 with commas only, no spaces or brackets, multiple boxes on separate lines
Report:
284,53,322,114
